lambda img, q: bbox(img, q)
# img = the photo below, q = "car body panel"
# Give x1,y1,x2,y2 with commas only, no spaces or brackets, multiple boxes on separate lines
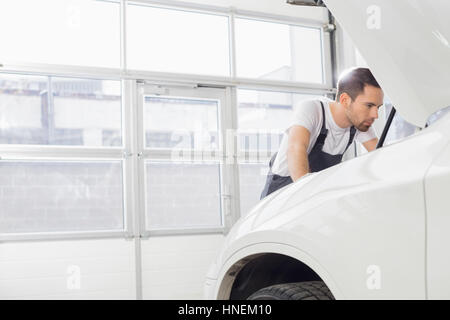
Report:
211,242,345,299
424,121,450,299
324,0,450,127
208,114,450,299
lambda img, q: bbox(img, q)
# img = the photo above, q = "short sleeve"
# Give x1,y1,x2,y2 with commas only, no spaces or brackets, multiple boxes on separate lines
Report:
355,125,378,144
289,99,321,134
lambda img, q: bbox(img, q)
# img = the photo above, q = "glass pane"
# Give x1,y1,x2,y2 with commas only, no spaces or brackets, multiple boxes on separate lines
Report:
0,74,122,147
145,161,222,230
127,3,230,76
0,0,120,68
239,162,269,216
144,96,219,150
0,74,48,145
0,161,124,233
235,18,323,83
52,77,122,147
238,89,322,152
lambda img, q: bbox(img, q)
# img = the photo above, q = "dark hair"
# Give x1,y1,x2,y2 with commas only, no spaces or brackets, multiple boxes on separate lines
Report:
336,67,381,101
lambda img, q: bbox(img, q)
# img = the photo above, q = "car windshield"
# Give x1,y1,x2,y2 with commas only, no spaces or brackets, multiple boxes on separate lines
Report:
426,105,450,127
379,104,450,148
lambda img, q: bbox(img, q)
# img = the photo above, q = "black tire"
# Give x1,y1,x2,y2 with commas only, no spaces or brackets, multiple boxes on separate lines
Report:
246,281,334,300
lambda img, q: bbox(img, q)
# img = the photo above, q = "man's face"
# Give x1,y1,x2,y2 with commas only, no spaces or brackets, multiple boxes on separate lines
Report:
344,85,384,132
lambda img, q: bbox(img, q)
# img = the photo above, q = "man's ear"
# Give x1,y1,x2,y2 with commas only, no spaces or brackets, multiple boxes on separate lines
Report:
339,92,352,108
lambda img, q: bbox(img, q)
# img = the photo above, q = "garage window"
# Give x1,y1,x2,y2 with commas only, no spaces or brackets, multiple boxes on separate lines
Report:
0,74,122,147
145,162,222,230
0,160,124,234
142,92,223,231
235,18,324,83
0,1,332,238
143,96,219,151
0,73,125,236
0,0,120,68
127,3,230,76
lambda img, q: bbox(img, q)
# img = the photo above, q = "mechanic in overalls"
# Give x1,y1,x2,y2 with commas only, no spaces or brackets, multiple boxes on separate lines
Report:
260,68,384,199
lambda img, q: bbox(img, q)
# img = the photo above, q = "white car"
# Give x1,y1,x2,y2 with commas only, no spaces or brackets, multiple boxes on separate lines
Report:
205,0,450,300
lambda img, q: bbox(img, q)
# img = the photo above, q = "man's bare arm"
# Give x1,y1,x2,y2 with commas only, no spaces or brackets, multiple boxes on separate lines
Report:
362,137,378,152
287,125,311,182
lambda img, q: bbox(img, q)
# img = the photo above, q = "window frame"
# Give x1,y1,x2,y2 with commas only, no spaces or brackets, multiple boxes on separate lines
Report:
0,0,334,93
136,83,235,237
0,157,127,240
0,74,131,242
125,1,231,77
0,0,335,241
233,15,327,85
0,0,122,69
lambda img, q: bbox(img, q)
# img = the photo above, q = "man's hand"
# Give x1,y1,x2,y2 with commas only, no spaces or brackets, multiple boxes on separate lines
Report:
287,125,311,182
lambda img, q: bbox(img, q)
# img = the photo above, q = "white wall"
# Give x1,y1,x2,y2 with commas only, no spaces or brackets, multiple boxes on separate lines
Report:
0,234,224,300
0,235,225,299
141,234,225,299
0,239,136,299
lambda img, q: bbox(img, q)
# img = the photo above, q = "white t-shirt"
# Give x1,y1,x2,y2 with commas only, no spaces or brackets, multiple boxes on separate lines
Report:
271,97,377,176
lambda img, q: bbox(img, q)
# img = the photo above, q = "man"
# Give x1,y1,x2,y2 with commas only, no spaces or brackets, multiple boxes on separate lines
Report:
260,67,384,199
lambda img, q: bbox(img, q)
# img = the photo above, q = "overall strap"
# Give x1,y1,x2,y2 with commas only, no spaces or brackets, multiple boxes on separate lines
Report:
343,126,357,153
268,152,278,170
315,101,328,147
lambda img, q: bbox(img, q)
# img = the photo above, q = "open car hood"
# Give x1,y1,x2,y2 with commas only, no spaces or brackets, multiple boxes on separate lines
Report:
324,0,450,127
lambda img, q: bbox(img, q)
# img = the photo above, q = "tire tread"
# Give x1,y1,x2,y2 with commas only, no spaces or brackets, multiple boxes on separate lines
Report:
247,281,334,300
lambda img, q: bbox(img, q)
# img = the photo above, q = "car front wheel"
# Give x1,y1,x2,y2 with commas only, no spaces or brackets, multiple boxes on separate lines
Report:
246,281,334,300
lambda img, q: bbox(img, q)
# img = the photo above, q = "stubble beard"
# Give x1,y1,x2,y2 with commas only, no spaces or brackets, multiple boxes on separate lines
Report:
347,103,370,132
356,123,370,132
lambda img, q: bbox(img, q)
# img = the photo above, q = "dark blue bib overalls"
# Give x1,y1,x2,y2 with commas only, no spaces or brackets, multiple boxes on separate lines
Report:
260,101,356,199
